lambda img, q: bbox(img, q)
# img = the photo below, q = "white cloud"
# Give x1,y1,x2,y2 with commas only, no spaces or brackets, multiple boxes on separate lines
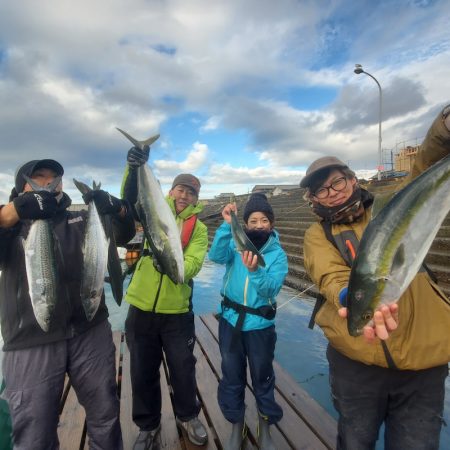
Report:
0,0,449,202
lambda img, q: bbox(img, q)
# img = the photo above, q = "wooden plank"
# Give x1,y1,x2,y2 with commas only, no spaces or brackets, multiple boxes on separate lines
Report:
195,316,290,449
58,383,86,450
159,359,182,450
191,343,230,449
195,318,258,449
120,341,139,450
113,330,122,381
198,315,332,449
83,331,124,450
273,361,337,449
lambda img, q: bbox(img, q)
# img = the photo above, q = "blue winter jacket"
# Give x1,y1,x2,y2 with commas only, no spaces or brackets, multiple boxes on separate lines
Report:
208,222,288,331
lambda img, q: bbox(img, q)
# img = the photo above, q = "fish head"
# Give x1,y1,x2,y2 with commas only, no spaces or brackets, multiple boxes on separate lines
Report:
346,273,383,337
33,300,52,332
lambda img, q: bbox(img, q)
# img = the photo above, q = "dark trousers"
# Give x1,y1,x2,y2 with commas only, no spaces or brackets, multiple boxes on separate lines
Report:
218,317,283,425
1,321,122,450
327,345,448,450
125,306,200,430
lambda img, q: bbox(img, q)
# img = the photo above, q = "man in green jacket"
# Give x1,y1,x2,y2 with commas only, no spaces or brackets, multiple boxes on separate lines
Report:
122,147,209,450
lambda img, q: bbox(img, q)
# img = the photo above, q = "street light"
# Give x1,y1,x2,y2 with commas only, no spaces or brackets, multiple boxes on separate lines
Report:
354,64,383,181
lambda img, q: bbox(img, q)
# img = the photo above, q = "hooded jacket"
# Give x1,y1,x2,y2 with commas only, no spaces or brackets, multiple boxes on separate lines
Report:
124,196,208,313
304,108,450,370
0,193,136,351
208,222,288,331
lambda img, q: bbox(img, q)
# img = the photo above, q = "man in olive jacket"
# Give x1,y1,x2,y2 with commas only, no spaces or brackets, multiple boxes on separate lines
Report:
122,146,208,450
302,105,450,450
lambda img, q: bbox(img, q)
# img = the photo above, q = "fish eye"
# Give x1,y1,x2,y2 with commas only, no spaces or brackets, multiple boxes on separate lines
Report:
362,311,373,320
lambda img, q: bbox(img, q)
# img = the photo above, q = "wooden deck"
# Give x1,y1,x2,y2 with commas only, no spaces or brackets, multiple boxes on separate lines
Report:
58,314,337,449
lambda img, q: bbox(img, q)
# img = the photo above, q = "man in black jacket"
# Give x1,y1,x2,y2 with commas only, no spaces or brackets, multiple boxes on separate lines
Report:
0,159,135,450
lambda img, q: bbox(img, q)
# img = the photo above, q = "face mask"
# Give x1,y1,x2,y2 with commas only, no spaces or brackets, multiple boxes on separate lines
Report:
244,229,272,250
312,186,374,224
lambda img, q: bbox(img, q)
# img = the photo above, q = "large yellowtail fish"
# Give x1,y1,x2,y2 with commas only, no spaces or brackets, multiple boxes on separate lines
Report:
23,176,61,331
73,179,109,321
116,128,184,284
347,154,450,336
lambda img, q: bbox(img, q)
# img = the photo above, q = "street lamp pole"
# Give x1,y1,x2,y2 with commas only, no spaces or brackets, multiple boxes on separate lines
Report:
354,64,383,181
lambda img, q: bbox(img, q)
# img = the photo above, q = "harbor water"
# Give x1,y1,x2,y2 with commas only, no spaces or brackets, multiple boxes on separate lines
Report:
1,259,449,448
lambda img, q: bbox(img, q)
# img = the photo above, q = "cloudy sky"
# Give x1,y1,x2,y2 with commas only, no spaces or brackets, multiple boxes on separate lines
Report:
0,0,449,202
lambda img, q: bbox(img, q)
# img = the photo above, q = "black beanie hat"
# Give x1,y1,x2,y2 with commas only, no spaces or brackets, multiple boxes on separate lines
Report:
243,193,275,223
14,159,64,194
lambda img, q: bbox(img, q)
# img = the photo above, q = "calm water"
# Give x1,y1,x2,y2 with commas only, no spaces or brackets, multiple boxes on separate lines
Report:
1,259,449,448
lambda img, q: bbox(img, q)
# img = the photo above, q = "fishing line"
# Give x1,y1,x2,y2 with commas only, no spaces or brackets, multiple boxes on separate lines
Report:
277,283,315,310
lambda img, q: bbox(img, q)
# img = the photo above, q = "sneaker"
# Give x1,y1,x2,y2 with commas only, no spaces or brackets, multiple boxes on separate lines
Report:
133,424,161,450
176,416,208,446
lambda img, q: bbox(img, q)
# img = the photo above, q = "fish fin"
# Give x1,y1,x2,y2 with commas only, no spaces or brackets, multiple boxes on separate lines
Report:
73,178,92,195
92,180,101,190
391,244,405,274
370,192,394,219
116,127,160,151
24,175,62,193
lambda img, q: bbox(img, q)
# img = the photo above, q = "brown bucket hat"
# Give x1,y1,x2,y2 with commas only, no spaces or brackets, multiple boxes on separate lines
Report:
300,156,348,188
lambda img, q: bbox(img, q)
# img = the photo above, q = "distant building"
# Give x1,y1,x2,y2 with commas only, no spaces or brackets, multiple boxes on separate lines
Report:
272,185,300,196
395,145,419,172
215,192,235,200
370,170,408,181
251,184,299,196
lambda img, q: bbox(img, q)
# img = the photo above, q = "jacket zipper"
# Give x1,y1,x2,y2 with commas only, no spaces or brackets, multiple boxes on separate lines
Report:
152,272,164,312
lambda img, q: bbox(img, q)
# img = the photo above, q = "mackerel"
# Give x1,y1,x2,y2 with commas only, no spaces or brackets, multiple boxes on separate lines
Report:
73,179,109,321
23,176,61,332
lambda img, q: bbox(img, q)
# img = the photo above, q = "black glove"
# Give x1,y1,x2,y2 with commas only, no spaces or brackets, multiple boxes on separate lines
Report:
83,190,123,215
13,191,58,220
127,146,149,168
122,169,138,205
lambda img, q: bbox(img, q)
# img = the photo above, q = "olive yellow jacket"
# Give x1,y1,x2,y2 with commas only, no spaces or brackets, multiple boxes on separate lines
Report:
304,107,450,370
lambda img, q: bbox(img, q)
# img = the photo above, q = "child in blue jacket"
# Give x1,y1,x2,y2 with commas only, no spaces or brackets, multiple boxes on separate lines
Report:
208,193,288,450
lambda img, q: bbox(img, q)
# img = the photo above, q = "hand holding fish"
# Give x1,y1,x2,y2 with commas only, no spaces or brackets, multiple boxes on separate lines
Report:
338,303,399,343
82,190,123,215
13,190,58,220
241,250,258,272
127,146,150,168
221,203,237,224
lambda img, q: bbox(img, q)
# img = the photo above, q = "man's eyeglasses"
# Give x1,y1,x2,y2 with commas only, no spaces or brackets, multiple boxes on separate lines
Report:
313,177,348,199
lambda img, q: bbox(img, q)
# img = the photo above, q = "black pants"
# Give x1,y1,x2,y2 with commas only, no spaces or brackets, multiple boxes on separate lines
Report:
125,306,200,430
327,345,448,450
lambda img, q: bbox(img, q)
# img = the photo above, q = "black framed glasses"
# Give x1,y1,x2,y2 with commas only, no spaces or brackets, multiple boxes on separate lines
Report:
313,176,348,199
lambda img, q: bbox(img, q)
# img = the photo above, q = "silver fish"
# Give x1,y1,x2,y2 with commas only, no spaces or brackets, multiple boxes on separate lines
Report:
230,210,266,267
347,153,450,336
73,179,109,321
23,176,61,332
117,128,184,284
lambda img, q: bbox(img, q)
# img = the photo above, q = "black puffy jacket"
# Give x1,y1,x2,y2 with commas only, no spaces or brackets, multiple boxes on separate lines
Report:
0,193,135,350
